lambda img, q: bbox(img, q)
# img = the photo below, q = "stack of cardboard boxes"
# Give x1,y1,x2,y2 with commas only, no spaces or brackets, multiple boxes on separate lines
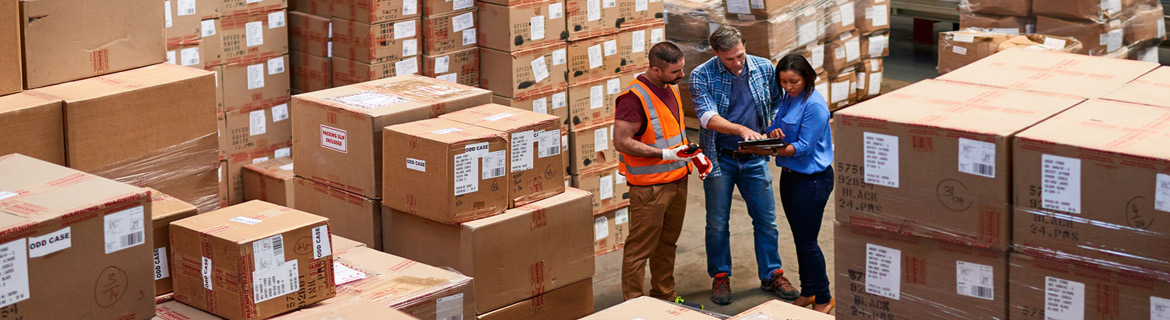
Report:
329,0,423,85
959,0,1165,60
937,29,1084,74
420,0,482,86
288,1,334,93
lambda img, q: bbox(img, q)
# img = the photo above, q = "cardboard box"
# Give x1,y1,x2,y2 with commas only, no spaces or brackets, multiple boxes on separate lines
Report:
824,29,861,76
166,41,209,70
573,163,630,214
854,58,882,100
1036,16,1123,56
332,17,421,64
814,70,828,103
422,46,480,87
169,200,335,320
326,246,475,319
154,298,225,320
149,188,199,296
1034,0,1122,22
477,0,569,52
1123,4,1166,46
0,0,20,95
216,9,290,65
200,18,227,66
291,74,490,199
834,223,1009,320
225,146,291,205
616,24,663,74
790,42,826,74
291,0,333,17
274,297,417,319
824,0,856,39
565,0,620,41
937,48,1158,98
736,14,797,61
960,0,1030,16
494,87,571,132
31,63,221,210
568,34,622,85
592,206,629,255
220,0,286,16
220,101,294,156
0,92,64,165
1101,66,1170,108
833,80,1084,249
568,75,622,130
722,0,799,21
221,55,291,114
382,118,510,223
616,0,663,30
219,160,230,207
423,9,479,55
826,69,855,111
476,278,595,320
0,154,154,319
19,0,164,89
480,43,569,99
568,121,615,175
164,0,218,44
335,0,421,23
937,30,1012,75
383,188,595,314
958,12,1035,35
292,177,382,249
290,50,332,92
582,296,718,319
423,0,477,16
289,11,331,58
855,0,890,35
440,104,567,207
1011,99,1170,273
1008,251,1170,320
242,157,295,207
728,299,836,320
794,3,826,47
332,56,421,86
996,34,1084,53
860,31,888,58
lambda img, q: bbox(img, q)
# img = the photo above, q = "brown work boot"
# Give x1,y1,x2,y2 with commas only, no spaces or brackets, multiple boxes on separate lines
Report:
761,269,799,300
710,272,732,305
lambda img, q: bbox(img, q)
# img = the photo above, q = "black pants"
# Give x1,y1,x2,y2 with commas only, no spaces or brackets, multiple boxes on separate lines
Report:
778,166,834,304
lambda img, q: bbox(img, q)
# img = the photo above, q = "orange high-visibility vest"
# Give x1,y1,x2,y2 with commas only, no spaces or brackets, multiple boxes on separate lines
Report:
618,77,691,186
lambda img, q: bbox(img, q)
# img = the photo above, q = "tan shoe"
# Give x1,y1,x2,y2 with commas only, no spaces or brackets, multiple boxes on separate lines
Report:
793,295,815,308
812,298,835,314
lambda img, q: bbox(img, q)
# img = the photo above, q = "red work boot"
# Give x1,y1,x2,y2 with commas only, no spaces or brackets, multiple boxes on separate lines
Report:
710,272,732,305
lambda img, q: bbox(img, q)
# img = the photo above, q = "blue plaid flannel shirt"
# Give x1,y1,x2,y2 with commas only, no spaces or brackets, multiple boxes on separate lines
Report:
687,54,784,178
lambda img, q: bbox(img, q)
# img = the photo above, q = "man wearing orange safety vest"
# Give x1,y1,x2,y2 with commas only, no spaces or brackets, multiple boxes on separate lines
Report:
614,42,711,301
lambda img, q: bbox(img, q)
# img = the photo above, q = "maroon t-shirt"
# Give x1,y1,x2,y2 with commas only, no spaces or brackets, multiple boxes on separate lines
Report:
615,75,682,137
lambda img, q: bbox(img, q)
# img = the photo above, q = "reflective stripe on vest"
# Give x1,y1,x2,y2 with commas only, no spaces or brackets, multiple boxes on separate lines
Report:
620,153,688,175
626,84,684,149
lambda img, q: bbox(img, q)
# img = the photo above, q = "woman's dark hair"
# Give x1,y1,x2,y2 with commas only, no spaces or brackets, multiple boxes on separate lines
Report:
775,53,817,102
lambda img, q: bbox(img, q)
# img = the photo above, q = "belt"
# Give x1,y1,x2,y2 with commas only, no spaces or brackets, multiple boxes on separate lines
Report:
718,148,760,161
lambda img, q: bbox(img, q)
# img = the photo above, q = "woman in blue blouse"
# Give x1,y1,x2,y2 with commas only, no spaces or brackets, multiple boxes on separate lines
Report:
762,53,835,313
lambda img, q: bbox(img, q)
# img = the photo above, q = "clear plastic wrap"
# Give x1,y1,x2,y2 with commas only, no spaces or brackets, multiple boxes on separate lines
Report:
1009,250,1170,320
665,0,724,43
938,29,1082,75
727,12,801,60
1127,38,1162,62
854,0,890,35
1121,3,1166,45
92,133,221,212
1036,16,1125,56
826,67,855,110
824,0,857,39
854,58,882,100
959,0,1032,17
860,30,889,58
1034,0,1123,23
959,11,1036,35
824,29,862,75
790,41,827,74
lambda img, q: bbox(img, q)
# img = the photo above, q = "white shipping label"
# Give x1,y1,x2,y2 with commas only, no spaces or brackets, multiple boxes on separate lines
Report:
269,11,286,29
595,127,609,151
180,48,200,66
953,34,976,43
531,16,546,40
615,207,629,224
511,131,536,172
452,12,474,32
154,247,170,280
407,158,426,172
104,206,145,254
538,130,561,158
603,0,615,8
1159,20,1166,38
798,23,817,45
437,73,458,83
604,40,618,56
312,225,331,259
841,2,855,26
395,20,416,39
869,36,888,57
1106,29,1122,53
201,256,214,290
404,0,418,15
811,45,824,69
553,92,567,109
532,57,550,83
482,150,507,179
202,19,217,37
485,113,514,121
636,0,647,11
1152,296,1170,320
328,42,333,57
553,48,567,65
868,72,882,96
403,39,418,57
166,51,176,65
587,0,601,21
0,192,14,201
0,239,28,308
177,0,197,16
272,103,289,122
28,227,71,258
872,5,888,26
247,63,265,89
550,3,563,19
333,262,367,286
834,47,846,60
279,163,294,171
845,38,860,62
321,125,348,153
750,0,763,9
990,27,1019,34
726,0,749,14
164,1,173,28
607,78,621,95
249,110,267,136
454,0,473,10
246,21,264,47
1041,154,1081,214
231,216,263,225
816,82,829,102
600,175,614,200
466,142,490,157
956,261,994,300
252,157,269,164
594,216,609,240
1101,0,1121,15
395,58,418,76
463,28,477,45
252,235,285,272
436,128,464,135
863,132,899,188
436,294,465,320
958,138,996,178
858,73,867,91
831,80,849,103
267,57,285,74
253,260,300,303
953,46,968,56
274,147,290,158
865,243,901,300
590,85,605,109
632,30,646,53
533,97,549,114
615,170,625,184
651,28,664,44
588,45,603,69
1156,174,1170,212
1045,277,1085,320
454,153,479,196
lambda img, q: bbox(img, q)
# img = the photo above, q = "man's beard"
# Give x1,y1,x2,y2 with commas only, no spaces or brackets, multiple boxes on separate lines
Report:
663,76,681,85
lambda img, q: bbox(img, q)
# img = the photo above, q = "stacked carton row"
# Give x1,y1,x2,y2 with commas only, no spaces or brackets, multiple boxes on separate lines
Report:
834,48,1170,319
959,0,1166,58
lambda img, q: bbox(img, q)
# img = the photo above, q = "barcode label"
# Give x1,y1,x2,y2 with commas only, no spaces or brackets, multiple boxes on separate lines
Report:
969,286,992,299
482,150,507,180
956,261,994,300
253,235,285,272
538,130,561,158
958,138,996,178
253,260,299,303
105,206,145,254
436,293,464,320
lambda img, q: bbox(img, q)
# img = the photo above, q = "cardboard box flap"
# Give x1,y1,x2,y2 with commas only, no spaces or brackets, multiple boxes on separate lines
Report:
937,48,1159,98
0,92,62,114
384,118,505,144
243,157,295,180
0,154,146,222
1015,99,1170,160
838,80,1085,136
729,299,836,320
147,187,198,223
1102,66,1170,109
333,246,472,307
170,200,328,243
584,296,719,319
332,235,368,253
438,103,559,132
33,64,214,102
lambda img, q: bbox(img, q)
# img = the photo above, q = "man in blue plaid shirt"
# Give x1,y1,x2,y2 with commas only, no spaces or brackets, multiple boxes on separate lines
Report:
688,25,796,305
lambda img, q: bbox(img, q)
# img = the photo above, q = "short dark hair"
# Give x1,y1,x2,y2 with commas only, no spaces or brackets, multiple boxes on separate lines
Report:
708,25,744,52
775,53,817,102
648,42,684,69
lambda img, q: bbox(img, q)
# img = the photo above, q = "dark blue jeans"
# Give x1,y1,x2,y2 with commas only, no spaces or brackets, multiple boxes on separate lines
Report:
779,166,834,304
703,154,783,281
